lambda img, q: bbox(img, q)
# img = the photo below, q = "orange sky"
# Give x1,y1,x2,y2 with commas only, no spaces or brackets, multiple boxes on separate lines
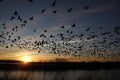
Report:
0,48,120,62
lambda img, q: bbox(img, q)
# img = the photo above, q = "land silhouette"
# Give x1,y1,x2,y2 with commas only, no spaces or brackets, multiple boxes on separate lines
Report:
0,60,120,71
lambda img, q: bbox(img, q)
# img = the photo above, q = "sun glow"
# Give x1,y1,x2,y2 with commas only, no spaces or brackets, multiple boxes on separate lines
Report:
22,56,31,63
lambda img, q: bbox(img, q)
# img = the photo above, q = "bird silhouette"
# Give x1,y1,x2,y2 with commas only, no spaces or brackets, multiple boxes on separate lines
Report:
3,27,6,29
53,10,58,14
18,16,22,22
71,23,76,28
60,26,65,29
79,34,84,37
44,30,47,33
28,0,34,3
114,26,120,35
2,23,6,26
13,11,18,16
41,9,45,14
33,29,36,32
23,20,27,24
83,5,89,10
99,26,103,29
29,17,34,20
86,27,90,31
10,16,15,20
67,8,72,13
101,32,111,35
0,0,3,2
51,0,56,7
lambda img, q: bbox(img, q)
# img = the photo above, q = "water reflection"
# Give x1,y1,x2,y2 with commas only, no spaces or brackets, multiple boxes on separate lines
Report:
0,69,120,80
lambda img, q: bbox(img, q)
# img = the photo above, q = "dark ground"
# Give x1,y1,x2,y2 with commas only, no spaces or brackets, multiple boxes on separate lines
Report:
0,60,120,71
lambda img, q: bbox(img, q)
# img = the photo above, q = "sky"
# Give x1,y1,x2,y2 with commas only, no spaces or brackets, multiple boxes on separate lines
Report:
0,0,120,62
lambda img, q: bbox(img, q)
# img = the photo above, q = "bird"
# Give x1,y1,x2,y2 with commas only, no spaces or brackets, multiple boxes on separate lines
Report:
51,0,56,7
18,16,22,22
60,26,65,29
4,27,6,29
44,30,47,33
2,23,6,26
23,20,27,24
79,34,84,37
83,5,89,10
99,26,103,29
71,23,76,28
0,0,3,2
41,9,45,14
40,34,46,37
67,8,72,13
28,0,34,3
101,32,111,35
86,27,90,31
10,16,15,20
29,17,34,20
13,11,18,16
6,46,8,48
50,35,55,38
33,29,36,32
114,26,120,35
117,0,120,2
53,10,58,14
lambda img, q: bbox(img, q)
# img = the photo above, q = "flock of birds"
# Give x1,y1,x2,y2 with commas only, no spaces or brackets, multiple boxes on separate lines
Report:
0,0,120,59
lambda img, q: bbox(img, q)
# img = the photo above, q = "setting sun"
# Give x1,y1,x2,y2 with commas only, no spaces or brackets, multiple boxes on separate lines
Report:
22,56,31,63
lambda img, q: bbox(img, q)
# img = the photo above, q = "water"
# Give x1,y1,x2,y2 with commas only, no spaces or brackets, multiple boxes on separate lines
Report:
0,69,120,80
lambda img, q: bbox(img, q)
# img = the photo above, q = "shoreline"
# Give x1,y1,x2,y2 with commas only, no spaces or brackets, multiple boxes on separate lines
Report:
0,61,120,71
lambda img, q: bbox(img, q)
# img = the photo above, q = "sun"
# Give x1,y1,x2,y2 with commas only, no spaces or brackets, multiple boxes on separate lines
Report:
22,56,31,63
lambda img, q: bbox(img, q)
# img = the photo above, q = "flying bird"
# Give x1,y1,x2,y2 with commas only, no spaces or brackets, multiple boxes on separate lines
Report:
71,23,76,28
28,0,34,3
29,17,34,20
33,29,36,32
0,0,3,2
2,23,6,26
99,26,103,29
41,9,45,14
114,26,120,35
44,30,47,33
67,8,72,13
60,26,65,29
83,5,89,10
10,16,15,20
18,16,22,22
51,0,56,7
13,11,18,16
86,27,91,31
53,10,58,14
23,20,27,24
